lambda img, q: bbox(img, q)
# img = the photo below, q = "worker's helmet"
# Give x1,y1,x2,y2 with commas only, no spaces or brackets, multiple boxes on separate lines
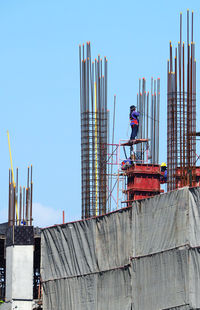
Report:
161,162,167,167
130,105,136,111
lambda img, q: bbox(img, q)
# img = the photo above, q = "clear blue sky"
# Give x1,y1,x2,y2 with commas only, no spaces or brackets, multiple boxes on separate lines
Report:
0,0,199,226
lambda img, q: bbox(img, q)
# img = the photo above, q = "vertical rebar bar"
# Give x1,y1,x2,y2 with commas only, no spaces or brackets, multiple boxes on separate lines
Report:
23,187,25,225
30,165,33,226
19,186,22,226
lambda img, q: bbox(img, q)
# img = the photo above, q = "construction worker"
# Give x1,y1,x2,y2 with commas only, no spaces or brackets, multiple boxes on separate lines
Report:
130,105,140,140
160,162,167,183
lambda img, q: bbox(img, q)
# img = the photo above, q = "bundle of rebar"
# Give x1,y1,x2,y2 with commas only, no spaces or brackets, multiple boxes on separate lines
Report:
8,166,33,226
79,42,109,219
167,10,196,191
136,77,160,163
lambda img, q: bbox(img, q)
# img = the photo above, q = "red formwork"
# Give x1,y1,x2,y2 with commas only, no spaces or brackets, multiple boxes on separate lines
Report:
124,163,162,206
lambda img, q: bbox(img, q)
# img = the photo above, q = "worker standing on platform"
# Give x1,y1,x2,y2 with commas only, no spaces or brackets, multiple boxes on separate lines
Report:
130,105,140,140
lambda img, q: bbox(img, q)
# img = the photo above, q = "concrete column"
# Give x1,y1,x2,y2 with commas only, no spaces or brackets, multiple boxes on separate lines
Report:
2,226,34,310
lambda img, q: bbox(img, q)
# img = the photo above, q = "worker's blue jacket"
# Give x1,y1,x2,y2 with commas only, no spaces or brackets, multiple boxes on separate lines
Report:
130,111,140,126
160,170,167,183
164,170,167,181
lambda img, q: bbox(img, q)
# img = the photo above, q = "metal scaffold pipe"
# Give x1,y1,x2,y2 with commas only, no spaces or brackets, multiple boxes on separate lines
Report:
109,95,116,211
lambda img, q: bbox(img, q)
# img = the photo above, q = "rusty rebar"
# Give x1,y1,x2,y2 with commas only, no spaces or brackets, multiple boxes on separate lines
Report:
7,166,33,226
167,11,196,190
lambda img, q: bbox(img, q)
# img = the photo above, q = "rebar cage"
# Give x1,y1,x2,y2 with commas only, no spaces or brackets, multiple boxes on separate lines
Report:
167,11,196,191
167,91,196,190
79,42,108,218
81,111,108,218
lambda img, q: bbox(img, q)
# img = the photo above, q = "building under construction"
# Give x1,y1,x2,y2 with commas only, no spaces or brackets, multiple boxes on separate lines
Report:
1,9,200,310
40,10,200,310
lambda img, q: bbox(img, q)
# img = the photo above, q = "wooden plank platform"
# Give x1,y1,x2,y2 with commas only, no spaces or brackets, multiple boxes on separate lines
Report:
121,139,149,146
